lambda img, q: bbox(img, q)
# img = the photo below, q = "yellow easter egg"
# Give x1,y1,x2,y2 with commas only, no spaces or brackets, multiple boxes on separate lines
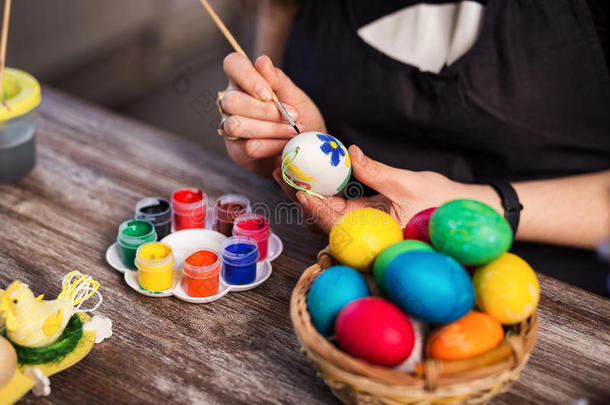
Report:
329,208,403,272
473,253,539,325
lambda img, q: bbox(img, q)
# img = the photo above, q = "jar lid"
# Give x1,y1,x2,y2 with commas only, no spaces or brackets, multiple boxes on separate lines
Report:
0,68,41,121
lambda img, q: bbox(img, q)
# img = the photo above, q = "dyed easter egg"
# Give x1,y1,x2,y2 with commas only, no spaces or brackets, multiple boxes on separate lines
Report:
473,253,539,325
281,132,351,197
335,297,415,367
384,251,474,324
426,311,504,360
329,208,403,272
403,207,436,243
429,199,512,265
307,266,370,336
373,240,434,293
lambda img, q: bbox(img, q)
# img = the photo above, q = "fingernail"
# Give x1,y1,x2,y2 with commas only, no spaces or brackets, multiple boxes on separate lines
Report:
352,145,366,166
256,84,272,102
286,108,298,121
296,192,309,209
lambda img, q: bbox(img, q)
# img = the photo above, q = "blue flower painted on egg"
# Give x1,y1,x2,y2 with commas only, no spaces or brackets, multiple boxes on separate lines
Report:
317,133,345,167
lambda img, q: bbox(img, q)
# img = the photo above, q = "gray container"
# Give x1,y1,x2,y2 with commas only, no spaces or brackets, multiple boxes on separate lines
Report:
0,110,37,182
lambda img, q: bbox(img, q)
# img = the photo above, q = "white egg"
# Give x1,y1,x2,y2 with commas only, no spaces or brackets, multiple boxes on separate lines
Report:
281,132,351,197
0,337,17,389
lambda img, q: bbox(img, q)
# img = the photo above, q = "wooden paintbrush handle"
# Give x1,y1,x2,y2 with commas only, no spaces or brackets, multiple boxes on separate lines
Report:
0,0,12,95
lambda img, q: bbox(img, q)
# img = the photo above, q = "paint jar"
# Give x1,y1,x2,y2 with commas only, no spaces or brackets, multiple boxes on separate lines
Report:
182,249,220,297
0,69,41,183
136,242,174,292
213,194,250,237
232,213,271,261
171,188,206,230
117,219,157,270
221,236,259,285
135,197,172,239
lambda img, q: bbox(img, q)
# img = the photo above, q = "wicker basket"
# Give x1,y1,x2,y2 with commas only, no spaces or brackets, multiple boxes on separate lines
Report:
290,248,538,405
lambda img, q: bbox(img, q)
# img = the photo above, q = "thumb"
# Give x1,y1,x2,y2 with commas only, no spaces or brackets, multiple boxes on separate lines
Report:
254,55,302,102
349,145,404,198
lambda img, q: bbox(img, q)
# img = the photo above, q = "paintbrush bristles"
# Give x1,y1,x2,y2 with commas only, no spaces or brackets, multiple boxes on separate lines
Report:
0,0,11,99
199,0,300,134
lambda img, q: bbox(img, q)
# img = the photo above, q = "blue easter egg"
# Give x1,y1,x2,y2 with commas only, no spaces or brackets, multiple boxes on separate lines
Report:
384,251,474,324
307,265,370,336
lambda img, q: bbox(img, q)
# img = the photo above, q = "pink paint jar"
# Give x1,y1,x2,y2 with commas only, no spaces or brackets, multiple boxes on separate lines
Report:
232,213,271,261
171,188,206,230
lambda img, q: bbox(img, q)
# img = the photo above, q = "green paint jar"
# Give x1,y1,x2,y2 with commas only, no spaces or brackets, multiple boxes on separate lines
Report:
117,219,157,270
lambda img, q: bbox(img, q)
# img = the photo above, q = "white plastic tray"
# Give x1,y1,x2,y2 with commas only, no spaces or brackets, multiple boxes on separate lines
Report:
106,228,282,303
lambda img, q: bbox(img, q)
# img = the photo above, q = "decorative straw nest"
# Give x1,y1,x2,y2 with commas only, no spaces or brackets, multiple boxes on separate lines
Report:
290,248,538,405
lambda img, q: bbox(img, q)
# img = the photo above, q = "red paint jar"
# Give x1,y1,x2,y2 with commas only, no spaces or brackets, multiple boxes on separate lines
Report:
171,188,206,230
213,194,250,237
232,213,271,261
182,249,220,297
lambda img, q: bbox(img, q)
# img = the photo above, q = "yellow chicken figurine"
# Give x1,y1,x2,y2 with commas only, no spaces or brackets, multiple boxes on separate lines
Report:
0,271,101,348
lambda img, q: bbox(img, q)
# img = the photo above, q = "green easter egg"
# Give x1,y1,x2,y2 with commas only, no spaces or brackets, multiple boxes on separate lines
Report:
373,240,434,293
429,199,512,265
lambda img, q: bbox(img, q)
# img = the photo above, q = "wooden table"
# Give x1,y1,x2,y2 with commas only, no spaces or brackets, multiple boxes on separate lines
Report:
1,88,609,405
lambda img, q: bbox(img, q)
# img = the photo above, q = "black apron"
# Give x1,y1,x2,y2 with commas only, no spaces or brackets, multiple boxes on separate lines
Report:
283,0,610,296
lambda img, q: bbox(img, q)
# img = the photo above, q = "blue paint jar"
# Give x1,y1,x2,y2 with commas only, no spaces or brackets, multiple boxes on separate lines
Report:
221,236,259,285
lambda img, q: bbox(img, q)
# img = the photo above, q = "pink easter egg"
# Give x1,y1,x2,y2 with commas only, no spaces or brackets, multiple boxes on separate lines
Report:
335,297,415,367
403,207,437,243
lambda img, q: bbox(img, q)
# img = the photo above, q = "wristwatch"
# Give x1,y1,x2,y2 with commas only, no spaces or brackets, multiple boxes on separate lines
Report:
482,179,523,235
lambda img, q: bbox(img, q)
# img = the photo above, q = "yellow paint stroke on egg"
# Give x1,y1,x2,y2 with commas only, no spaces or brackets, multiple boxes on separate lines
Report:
345,153,351,168
287,162,316,182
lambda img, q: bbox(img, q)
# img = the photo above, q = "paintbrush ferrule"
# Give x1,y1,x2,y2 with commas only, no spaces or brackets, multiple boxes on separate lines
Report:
275,99,300,133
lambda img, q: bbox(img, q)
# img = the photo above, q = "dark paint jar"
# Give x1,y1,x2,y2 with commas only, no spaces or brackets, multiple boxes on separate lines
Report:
213,194,250,237
135,197,172,239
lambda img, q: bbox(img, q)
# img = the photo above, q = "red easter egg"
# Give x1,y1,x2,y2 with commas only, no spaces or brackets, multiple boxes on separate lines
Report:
403,207,437,243
335,297,415,367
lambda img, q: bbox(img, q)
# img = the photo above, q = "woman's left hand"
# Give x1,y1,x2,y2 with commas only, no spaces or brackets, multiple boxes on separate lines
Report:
273,145,501,233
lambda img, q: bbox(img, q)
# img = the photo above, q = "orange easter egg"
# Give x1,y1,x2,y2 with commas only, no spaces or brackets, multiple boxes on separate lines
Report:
426,311,504,361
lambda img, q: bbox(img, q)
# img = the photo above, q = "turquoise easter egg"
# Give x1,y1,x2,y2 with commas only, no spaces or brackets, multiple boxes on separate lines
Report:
429,199,512,265
384,251,474,324
307,265,370,336
373,240,434,294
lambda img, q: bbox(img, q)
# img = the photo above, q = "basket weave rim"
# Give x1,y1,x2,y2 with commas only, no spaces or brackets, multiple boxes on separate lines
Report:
290,247,538,394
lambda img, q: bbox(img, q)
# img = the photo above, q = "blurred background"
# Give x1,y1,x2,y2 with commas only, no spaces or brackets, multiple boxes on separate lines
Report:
8,0,250,156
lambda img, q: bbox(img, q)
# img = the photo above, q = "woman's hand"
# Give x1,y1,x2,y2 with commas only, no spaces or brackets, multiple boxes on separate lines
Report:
275,144,610,250
274,145,502,233
220,53,326,177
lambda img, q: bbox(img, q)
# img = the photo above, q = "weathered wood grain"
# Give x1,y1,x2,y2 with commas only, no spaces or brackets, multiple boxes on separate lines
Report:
0,88,608,404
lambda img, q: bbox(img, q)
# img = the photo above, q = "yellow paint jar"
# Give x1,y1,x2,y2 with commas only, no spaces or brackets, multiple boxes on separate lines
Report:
135,242,174,292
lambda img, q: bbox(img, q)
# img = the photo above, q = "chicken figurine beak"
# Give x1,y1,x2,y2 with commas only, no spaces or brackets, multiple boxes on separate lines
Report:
0,281,21,331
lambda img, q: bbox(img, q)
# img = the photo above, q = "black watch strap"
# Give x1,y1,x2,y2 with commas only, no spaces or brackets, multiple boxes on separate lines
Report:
482,179,523,235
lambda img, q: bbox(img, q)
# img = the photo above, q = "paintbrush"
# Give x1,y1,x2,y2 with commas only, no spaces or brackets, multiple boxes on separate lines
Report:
199,0,300,134
0,0,11,101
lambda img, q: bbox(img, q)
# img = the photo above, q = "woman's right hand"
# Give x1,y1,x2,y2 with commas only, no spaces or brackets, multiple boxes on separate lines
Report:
220,52,326,177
